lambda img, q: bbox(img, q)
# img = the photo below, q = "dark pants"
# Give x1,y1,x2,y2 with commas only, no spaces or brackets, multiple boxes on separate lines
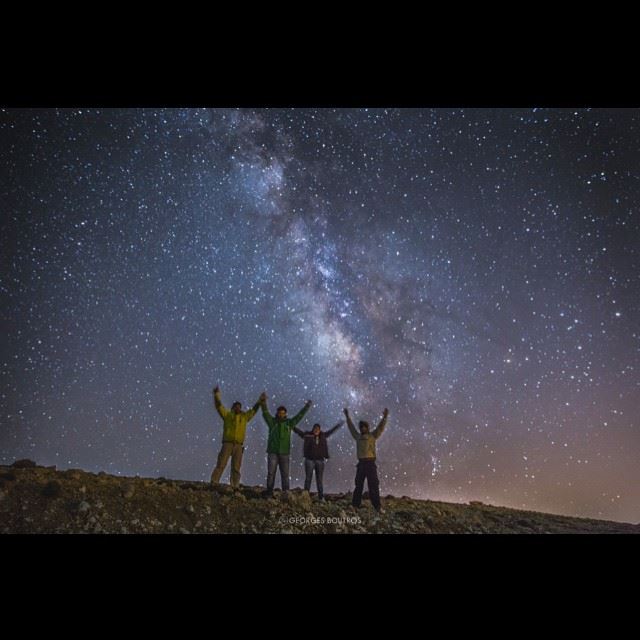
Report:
304,458,325,497
352,459,381,511
267,453,290,492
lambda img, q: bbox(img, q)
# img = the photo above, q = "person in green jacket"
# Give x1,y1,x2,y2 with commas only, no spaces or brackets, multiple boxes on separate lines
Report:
210,385,262,489
260,392,312,497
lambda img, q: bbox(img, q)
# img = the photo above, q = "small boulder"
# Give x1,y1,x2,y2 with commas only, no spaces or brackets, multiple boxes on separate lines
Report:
122,483,136,499
12,459,37,469
41,480,62,498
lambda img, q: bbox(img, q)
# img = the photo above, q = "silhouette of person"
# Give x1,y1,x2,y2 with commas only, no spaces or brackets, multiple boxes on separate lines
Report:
210,385,262,489
344,407,389,513
293,420,343,501
260,392,312,497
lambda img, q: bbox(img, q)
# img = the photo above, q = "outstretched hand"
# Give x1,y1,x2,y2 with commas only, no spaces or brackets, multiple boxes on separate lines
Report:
213,385,220,394
383,408,389,417
343,408,349,416
306,399,313,407
259,391,267,403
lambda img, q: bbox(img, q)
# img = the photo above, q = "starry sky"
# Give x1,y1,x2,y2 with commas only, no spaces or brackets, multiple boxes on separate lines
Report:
1,108,639,523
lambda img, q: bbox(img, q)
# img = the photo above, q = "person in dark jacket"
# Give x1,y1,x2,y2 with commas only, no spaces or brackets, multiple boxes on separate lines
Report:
344,406,389,513
260,392,312,497
293,420,343,501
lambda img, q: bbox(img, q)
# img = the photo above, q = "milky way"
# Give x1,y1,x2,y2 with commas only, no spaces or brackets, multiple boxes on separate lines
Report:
2,108,639,522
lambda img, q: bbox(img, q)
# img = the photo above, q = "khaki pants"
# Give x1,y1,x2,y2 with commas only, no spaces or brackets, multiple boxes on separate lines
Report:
211,442,244,487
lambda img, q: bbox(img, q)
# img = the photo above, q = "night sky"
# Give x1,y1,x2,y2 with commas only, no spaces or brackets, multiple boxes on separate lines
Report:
2,108,638,523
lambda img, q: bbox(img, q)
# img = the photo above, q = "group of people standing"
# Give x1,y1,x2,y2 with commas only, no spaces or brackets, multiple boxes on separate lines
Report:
210,386,389,513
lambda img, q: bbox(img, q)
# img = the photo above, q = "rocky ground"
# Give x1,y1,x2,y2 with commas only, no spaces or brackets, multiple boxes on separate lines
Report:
1,460,637,534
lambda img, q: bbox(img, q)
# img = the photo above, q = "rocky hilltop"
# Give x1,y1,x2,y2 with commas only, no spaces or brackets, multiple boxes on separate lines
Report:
1,460,637,534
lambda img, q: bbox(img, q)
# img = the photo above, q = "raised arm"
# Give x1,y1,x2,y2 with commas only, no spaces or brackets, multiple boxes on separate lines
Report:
343,409,358,439
260,393,275,428
244,392,264,422
325,420,344,437
293,426,306,438
290,400,312,427
373,408,389,439
213,386,229,419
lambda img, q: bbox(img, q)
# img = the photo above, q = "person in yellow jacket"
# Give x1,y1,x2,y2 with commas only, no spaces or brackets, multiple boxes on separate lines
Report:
210,385,262,489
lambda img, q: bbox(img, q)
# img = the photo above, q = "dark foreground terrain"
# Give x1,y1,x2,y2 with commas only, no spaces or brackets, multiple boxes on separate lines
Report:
1,461,637,534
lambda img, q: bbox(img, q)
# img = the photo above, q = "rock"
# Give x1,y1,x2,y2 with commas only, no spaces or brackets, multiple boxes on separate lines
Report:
122,483,135,499
215,484,234,495
243,486,264,499
288,491,312,509
394,509,418,522
41,480,62,498
12,459,37,468
79,501,91,512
